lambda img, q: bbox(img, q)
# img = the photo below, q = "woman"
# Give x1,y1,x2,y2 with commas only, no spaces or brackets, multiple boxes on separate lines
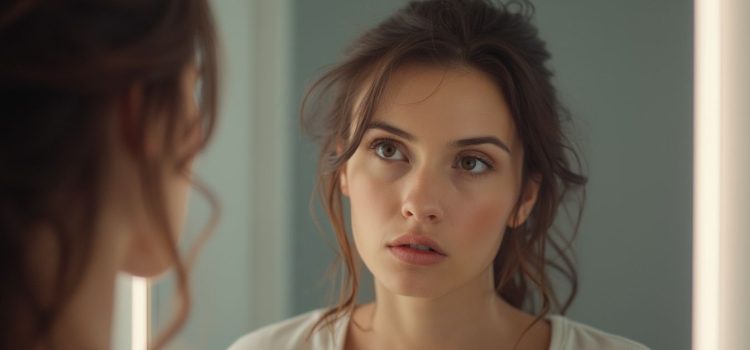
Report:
232,0,647,349
0,1,219,349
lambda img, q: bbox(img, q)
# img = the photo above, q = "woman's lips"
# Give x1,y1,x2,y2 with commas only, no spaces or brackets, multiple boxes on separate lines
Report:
387,233,446,254
386,233,447,266
387,245,447,265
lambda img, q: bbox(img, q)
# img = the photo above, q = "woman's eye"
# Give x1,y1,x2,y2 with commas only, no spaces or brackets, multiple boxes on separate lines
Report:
457,156,491,174
372,140,406,161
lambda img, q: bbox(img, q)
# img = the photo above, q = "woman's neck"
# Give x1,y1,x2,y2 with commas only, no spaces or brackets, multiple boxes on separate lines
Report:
28,222,127,349
48,265,119,349
348,268,549,350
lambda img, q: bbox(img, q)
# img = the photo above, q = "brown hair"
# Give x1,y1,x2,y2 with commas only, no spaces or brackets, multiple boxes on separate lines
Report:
302,0,587,337
0,1,219,349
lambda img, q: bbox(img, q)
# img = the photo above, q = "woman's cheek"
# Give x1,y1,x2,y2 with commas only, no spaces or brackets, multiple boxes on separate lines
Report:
454,196,511,254
347,156,393,219
348,154,386,192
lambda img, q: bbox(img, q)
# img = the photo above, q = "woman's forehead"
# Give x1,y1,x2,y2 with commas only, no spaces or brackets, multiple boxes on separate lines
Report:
358,64,519,149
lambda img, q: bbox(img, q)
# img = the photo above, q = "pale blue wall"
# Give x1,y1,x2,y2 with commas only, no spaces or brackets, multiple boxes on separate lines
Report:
532,2,693,350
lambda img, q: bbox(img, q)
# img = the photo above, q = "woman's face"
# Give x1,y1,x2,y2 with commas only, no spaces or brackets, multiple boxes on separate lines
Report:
341,64,538,298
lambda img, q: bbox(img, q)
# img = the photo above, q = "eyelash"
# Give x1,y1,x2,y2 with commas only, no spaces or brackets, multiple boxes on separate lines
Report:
455,154,495,176
367,137,496,175
368,137,406,158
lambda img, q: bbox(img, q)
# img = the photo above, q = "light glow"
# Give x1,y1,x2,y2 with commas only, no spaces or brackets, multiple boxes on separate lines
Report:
131,277,149,350
693,0,721,349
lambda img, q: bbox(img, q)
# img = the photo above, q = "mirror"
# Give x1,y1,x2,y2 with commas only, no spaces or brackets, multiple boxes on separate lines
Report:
146,1,693,349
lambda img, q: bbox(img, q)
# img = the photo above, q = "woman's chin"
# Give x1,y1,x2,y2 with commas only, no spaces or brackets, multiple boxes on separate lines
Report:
120,247,175,279
377,274,451,299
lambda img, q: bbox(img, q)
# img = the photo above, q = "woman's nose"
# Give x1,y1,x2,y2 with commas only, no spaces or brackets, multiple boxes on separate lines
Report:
400,169,445,224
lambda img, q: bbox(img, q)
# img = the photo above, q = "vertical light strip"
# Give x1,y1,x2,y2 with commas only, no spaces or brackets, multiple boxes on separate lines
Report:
693,0,721,349
131,277,149,350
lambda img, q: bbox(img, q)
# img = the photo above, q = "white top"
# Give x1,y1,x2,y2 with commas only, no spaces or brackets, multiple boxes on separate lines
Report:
228,308,649,350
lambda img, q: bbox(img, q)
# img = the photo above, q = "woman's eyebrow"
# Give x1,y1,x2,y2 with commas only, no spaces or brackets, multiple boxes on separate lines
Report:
366,121,415,141
453,136,511,154
366,121,511,154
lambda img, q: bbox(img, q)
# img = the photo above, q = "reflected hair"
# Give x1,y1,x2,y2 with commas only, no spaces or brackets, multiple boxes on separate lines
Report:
301,0,587,341
0,1,220,349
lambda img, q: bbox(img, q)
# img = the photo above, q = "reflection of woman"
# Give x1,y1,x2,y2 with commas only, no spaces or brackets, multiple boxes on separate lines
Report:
233,0,647,349
0,1,219,349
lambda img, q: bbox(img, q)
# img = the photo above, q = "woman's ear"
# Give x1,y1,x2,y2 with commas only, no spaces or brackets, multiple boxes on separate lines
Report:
509,174,542,228
339,169,349,196
337,143,350,196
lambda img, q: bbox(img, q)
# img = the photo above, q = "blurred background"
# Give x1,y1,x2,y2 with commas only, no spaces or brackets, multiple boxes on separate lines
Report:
142,0,693,349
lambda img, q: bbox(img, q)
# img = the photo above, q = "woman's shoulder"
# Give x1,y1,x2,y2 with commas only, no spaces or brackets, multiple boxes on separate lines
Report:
227,308,348,350
547,315,650,350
